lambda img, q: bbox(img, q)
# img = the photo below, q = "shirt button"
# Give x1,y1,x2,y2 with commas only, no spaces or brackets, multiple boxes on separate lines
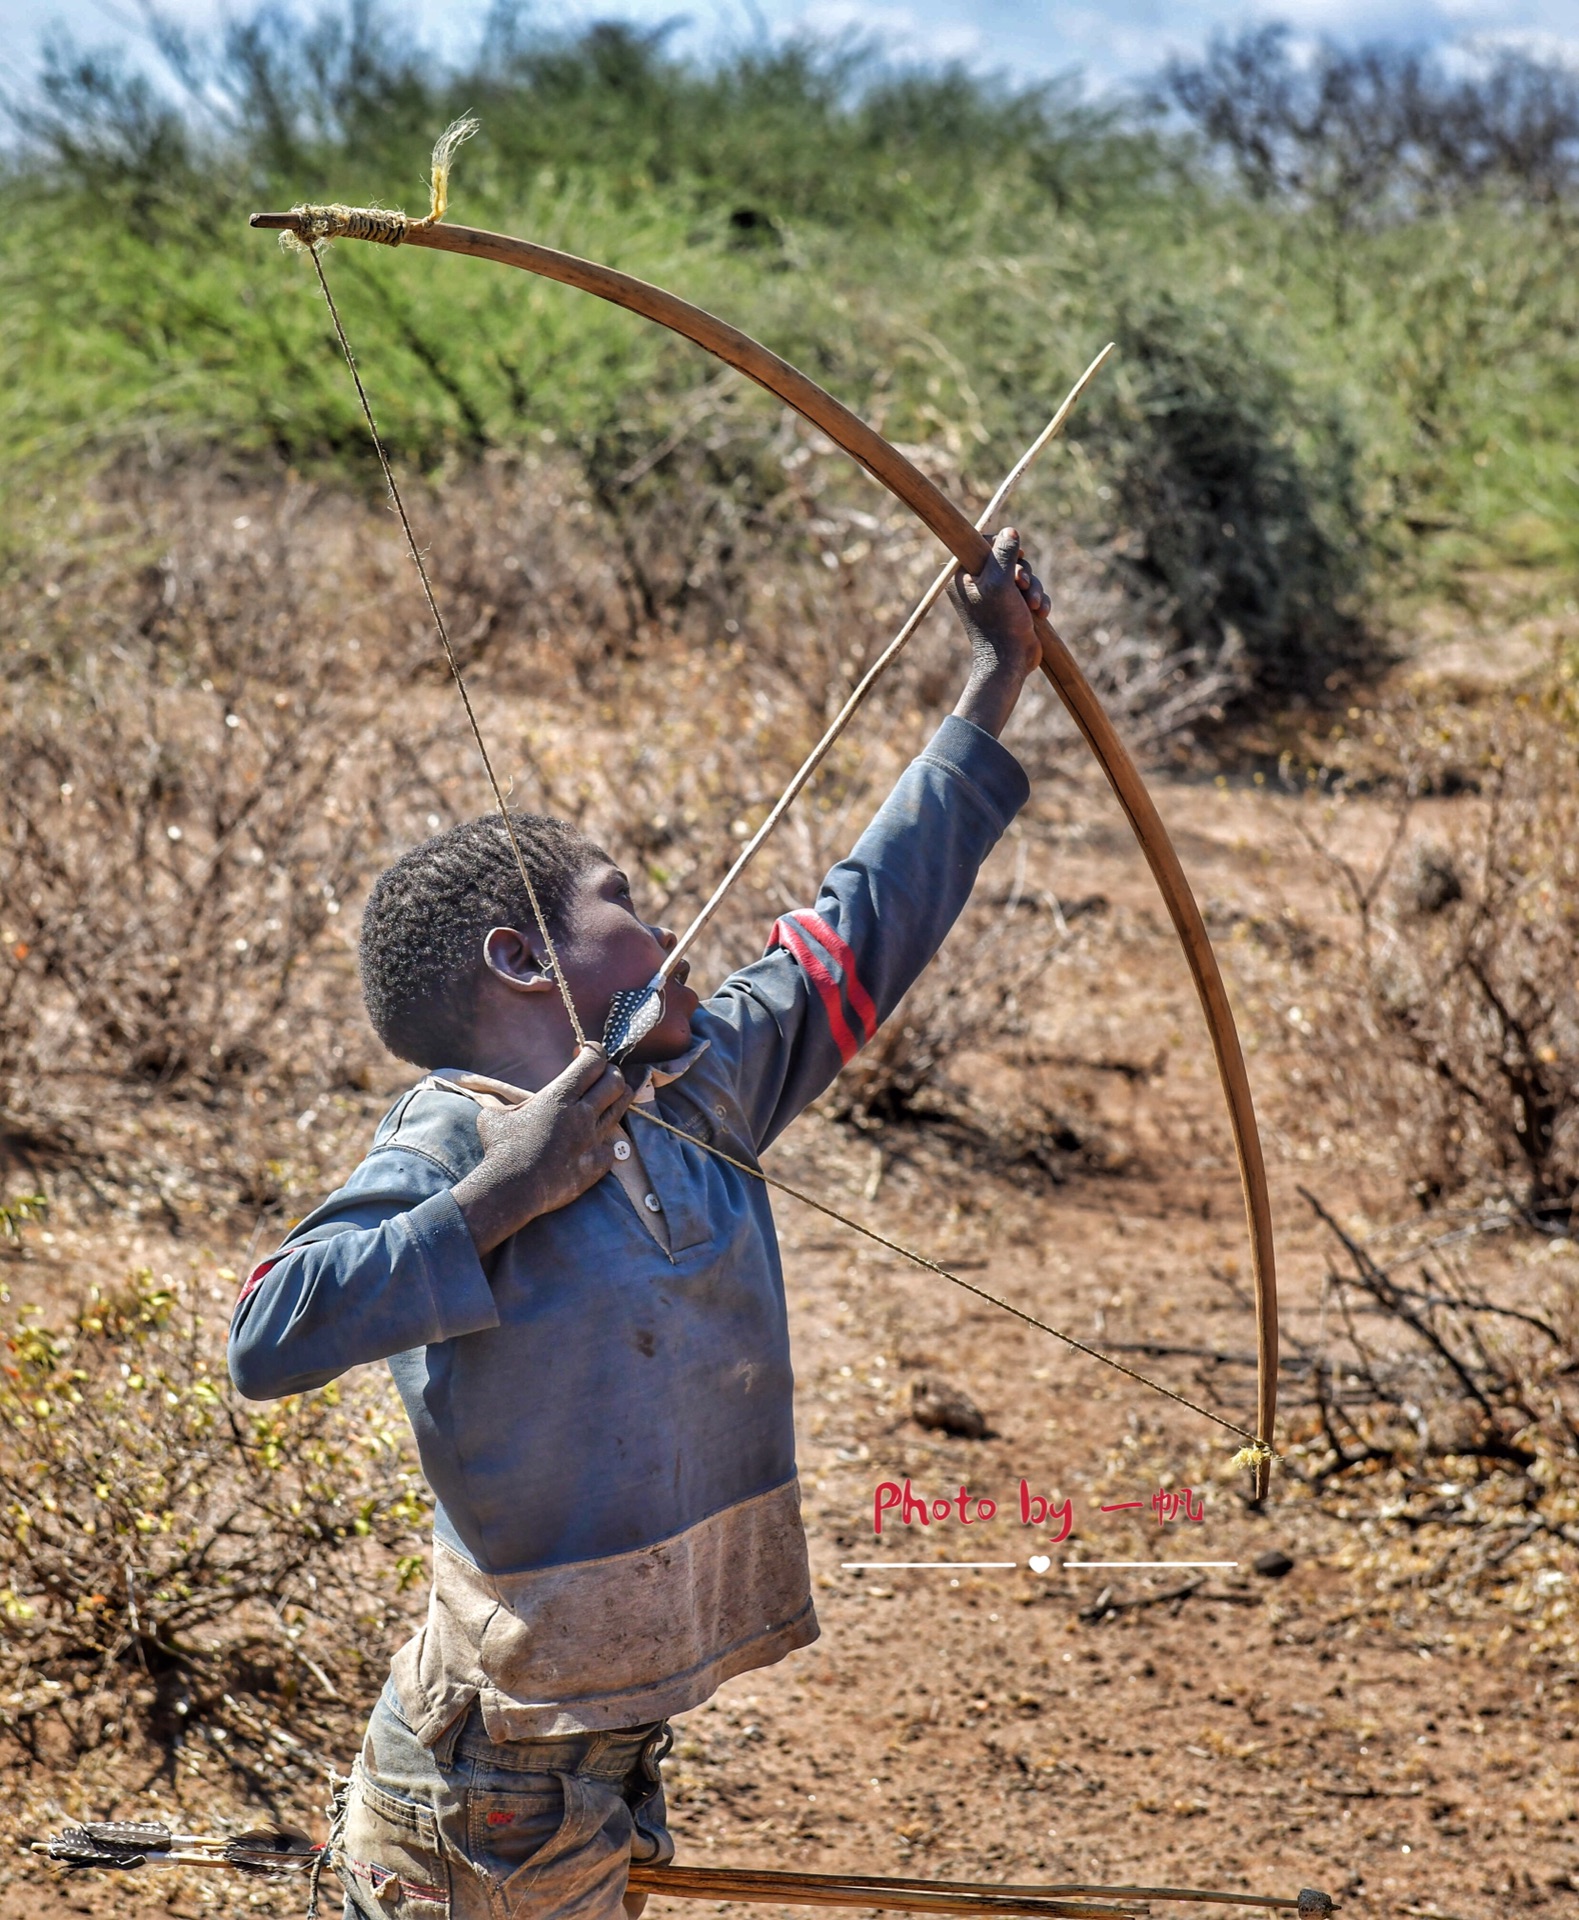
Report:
643,1193,662,1214
613,1139,632,1161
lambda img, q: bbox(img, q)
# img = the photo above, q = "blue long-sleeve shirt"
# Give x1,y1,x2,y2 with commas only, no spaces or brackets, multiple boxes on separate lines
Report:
229,716,1028,1740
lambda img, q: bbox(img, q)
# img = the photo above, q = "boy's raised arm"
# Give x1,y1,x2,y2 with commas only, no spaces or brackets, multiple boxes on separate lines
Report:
693,531,1045,1149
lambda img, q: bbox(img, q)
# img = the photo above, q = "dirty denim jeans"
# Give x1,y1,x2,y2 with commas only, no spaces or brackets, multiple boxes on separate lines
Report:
336,1684,674,1920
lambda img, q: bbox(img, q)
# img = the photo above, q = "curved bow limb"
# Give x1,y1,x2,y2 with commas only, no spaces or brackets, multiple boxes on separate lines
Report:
251,208,1278,1494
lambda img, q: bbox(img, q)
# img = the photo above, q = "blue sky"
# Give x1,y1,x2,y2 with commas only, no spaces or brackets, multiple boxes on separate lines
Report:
4,0,1578,99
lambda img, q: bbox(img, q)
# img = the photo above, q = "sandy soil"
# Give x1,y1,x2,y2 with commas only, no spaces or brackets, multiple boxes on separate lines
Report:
4,717,1577,1920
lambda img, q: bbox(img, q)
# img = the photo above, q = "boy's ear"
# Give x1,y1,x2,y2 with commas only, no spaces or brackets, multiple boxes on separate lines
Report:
481,926,559,995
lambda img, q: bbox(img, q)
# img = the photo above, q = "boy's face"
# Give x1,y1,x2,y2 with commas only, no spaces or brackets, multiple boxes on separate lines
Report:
555,857,700,1063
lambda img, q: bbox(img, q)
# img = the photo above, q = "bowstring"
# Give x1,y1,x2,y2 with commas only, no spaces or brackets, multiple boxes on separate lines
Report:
304,243,587,1052
302,241,1262,1451
630,1107,1256,1443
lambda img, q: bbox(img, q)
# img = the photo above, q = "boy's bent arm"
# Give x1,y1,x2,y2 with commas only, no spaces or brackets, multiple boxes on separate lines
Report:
228,1159,498,1400
699,712,1030,1150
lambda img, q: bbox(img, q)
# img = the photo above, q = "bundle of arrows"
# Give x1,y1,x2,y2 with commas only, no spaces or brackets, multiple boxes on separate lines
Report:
29,1821,1334,1918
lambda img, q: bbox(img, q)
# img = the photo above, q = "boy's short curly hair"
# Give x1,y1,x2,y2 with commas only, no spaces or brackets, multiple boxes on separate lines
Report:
360,812,596,1068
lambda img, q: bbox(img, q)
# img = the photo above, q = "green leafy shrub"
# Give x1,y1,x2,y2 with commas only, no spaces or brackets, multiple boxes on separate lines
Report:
8,4,1578,704
0,1271,429,1759
1091,299,1367,696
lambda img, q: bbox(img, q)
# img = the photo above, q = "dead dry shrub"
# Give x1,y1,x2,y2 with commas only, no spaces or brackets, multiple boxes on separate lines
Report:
0,442,1236,1214
1298,1191,1579,1476
1003,534,1250,774
0,470,457,1107
0,1268,427,1767
1302,699,1579,1226
1279,1193,1579,1635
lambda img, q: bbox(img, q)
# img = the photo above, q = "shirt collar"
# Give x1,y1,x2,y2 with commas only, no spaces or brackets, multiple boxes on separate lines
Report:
426,1036,710,1110
634,1035,711,1102
424,1067,533,1109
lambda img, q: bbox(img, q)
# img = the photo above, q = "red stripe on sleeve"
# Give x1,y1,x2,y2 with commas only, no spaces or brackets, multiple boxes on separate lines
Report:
235,1254,282,1307
769,916,861,1064
787,908,878,1044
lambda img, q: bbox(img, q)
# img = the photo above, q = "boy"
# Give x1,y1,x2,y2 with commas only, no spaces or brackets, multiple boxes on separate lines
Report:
230,530,1048,1919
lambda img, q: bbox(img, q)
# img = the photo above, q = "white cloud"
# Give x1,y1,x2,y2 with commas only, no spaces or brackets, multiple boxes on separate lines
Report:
1452,28,1579,71
792,0,985,62
6,0,1579,98
1046,6,1211,78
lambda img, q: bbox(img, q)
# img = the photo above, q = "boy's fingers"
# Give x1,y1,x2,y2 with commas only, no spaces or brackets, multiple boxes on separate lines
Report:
553,1042,610,1096
1011,551,1048,605
581,1061,629,1118
591,1077,637,1136
990,526,1022,571
593,1107,635,1151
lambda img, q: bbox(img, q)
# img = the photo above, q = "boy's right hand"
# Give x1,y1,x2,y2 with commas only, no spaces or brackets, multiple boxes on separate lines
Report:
453,1046,635,1257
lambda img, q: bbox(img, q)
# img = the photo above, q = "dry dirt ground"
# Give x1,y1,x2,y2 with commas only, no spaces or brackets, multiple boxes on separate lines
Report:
3,632,1577,1920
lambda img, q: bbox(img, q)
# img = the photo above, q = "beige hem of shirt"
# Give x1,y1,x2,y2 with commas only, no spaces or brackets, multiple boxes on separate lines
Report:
390,1477,818,1743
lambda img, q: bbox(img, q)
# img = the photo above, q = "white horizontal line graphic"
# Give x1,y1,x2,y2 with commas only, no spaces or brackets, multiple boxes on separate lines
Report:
1063,1560,1239,1569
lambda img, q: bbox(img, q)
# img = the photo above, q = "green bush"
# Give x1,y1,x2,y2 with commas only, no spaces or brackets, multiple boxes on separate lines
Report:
4,5,1578,702
0,1269,429,1758
1093,298,1366,693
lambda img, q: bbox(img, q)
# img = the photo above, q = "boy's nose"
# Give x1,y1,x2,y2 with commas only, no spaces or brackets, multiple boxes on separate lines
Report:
653,923,677,953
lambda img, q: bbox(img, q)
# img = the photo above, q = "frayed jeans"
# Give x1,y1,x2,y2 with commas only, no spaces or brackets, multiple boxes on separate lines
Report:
336,1684,674,1920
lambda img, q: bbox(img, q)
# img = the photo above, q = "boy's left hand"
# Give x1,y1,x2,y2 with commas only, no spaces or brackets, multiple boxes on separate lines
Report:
949,526,1048,739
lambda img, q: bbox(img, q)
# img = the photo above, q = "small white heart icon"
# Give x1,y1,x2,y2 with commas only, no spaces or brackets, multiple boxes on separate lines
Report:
1028,1555,1051,1574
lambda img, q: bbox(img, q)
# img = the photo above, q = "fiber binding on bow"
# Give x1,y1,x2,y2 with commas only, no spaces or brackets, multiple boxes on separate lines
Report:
251,153,1280,1496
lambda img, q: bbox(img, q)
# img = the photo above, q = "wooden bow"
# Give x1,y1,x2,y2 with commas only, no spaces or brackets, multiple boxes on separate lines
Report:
251,204,1279,1495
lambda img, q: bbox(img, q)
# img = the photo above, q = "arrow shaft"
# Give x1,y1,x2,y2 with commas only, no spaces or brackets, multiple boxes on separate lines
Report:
659,343,1115,979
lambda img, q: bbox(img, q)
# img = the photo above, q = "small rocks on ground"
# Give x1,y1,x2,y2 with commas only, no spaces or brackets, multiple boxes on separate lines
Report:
911,1376,989,1439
